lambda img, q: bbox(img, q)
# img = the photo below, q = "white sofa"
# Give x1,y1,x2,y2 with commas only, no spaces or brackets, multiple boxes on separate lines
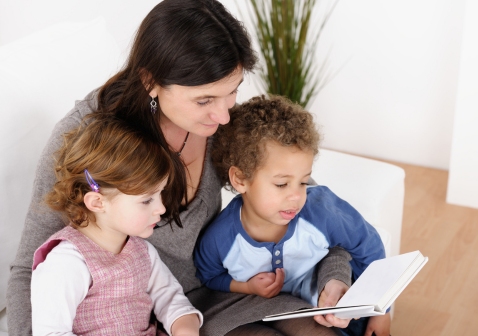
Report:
0,18,405,334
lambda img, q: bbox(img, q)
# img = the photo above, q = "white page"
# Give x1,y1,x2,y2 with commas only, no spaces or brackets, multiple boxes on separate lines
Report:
336,251,425,310
263,305,375,321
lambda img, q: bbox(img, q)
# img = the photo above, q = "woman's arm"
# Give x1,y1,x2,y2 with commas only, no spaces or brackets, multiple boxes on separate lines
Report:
6,101,89,336
316,246,352,295
314,246,353,329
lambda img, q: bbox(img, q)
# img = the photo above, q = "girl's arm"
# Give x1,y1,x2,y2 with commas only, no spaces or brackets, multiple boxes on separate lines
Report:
170,314,201,336
146,242,202,335
31,241,89,336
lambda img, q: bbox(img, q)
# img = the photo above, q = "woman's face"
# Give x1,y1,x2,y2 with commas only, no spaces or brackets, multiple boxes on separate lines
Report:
153,67,244,137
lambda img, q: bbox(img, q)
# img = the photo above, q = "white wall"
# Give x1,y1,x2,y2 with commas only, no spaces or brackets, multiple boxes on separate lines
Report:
230,0,467,170
446,0,478,209
0,0,160,61
0,0,471,172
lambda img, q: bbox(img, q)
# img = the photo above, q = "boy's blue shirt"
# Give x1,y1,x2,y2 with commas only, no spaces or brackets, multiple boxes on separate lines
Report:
194,185,386,305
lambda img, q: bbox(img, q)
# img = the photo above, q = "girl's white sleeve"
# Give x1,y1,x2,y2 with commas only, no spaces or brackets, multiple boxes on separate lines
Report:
31,241,90,336
146,242,203,335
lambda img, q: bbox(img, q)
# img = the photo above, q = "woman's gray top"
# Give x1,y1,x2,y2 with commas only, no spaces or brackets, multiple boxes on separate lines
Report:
6,91,351,336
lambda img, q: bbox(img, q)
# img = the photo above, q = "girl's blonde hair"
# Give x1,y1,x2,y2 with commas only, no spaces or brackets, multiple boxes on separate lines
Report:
46,117,174,228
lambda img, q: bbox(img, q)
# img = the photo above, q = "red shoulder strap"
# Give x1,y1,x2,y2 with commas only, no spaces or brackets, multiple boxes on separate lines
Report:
32,239,62,270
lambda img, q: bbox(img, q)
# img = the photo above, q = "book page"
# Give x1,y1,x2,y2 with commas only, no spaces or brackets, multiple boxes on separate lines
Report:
262,305,375,321
336,251,426,311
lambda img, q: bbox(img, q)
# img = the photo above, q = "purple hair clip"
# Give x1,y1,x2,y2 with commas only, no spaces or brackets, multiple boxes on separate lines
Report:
84,169,100,192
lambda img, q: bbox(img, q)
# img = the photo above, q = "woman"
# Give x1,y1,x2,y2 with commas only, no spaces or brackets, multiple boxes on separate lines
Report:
7,1,351,335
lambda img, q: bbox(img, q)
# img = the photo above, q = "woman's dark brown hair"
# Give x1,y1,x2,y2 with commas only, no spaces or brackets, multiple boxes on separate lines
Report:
93,0,257,226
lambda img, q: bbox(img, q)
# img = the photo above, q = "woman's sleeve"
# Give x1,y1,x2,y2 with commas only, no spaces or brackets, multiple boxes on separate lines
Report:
6,108,85,336
316,246,352,295
146,242,203,335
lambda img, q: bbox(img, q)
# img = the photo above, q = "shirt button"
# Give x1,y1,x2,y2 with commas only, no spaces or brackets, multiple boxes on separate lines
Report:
275,250,281,256
275,259,282,264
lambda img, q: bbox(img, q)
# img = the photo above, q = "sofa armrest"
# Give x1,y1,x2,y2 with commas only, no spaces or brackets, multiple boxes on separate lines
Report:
311,149,405,257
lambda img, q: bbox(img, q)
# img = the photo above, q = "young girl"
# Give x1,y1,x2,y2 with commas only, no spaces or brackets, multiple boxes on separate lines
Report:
31,117,202,336
195,95,391,336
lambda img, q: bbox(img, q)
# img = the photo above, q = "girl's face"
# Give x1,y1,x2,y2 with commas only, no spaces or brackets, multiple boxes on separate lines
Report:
102,178,168,239
153,67,244,137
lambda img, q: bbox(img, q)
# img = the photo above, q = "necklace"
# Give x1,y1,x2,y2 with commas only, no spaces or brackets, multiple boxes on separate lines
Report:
177,132,190,156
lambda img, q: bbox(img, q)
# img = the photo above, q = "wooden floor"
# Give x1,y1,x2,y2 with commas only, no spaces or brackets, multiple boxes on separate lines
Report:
385,162,478,336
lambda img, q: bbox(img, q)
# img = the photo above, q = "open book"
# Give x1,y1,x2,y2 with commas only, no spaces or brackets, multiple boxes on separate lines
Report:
263,250,428,321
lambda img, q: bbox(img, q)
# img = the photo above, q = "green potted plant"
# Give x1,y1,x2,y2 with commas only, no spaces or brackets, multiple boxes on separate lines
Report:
243,0,337,108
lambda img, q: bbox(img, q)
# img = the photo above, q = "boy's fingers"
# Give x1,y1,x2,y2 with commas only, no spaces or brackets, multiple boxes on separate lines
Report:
275,268,285,283
313,314,333,328
320,295,338,308
325,314,350,328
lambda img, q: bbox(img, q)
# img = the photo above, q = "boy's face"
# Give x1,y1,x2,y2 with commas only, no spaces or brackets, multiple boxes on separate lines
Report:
240,142,314,228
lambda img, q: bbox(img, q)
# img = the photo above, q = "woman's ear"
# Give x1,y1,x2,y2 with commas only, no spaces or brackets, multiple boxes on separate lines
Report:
148,85,160,99
83,192,106,213
139,68,158,98
229,166,247,194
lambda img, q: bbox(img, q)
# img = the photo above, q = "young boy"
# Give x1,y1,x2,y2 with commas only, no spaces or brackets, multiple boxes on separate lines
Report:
194,95,390,335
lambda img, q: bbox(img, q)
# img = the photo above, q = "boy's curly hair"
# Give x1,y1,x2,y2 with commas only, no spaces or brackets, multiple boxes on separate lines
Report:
45,117,174,228
212,95,321,190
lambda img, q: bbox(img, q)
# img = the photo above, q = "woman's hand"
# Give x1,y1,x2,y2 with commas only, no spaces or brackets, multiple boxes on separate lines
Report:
364,313,391,336
230,268,285,298
314,279,351,328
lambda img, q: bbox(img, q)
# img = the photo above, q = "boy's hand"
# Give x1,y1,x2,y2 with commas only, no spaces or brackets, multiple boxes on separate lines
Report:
314,279,351,328
247,268,285,298
246,268,285,298
364,313,391,336
229,268,284,297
